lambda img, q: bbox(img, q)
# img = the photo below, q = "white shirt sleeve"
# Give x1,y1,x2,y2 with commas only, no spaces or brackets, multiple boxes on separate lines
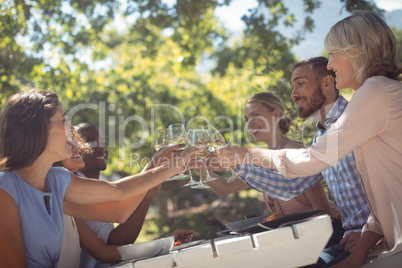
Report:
83,220,115,243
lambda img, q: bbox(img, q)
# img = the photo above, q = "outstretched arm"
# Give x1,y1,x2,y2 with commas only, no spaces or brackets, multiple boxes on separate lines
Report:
206,157,323,201
63,194,146,224
217,145,277,171
64,146,203,209
238,164,323,200
64,145,187,223
206,152,322,200
198,168,248,196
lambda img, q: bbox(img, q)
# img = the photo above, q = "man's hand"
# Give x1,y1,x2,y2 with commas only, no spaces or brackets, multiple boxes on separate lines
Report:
170,229,195,244
331,231,382,268
331,232,364,267
340,232,361,252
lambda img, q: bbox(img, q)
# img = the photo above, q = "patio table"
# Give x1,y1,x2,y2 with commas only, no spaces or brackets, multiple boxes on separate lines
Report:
111,214,332,268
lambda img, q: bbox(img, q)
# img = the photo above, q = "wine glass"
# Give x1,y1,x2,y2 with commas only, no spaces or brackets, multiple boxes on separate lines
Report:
166,124,191,181
168,124,187,149
205,124,244,183
187,127,211,189
154,128,168,151
183,168,198,187
193,127,218,183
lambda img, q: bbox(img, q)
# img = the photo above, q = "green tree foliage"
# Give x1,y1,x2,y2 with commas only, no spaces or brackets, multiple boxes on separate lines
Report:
0,0,118,106
339,0,384,14
393,27,402,66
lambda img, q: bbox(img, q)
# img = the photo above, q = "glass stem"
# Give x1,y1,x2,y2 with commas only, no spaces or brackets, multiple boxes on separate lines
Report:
204,167,211,178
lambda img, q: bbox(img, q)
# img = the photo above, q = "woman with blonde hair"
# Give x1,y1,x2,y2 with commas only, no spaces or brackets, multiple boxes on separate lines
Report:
219,11,402,267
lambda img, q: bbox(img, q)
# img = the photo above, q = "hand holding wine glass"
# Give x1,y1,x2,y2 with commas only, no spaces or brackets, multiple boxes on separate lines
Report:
147,144,184,170
166,123,191,181
186,127,211,189
205,124,244,183
148,128,182,170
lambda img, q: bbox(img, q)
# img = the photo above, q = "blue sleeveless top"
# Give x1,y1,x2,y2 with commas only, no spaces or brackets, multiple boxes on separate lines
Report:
0,167,71,267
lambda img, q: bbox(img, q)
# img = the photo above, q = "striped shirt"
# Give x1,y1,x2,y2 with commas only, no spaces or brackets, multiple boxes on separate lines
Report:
238,96,371,234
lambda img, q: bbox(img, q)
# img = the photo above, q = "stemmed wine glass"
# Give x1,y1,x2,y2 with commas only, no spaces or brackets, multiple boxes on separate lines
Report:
181,129,199,187
205,124,244,183
194,127,218,183
154,128,168,151
187,127,211,189
166,123,191,181
182,169,198,187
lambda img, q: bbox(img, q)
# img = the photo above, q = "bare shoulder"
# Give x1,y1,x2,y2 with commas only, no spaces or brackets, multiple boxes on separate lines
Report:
0,188,18,211
0,189,25,267
0,188,21,235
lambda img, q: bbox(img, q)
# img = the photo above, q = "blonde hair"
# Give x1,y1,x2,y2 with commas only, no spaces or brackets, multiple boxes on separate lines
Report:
246,92,291,134
324,11,401,86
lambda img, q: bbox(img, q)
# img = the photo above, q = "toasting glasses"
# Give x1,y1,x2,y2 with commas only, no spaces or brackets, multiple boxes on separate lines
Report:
154,128,168,151
204,124,244,183
165,124,192,181
186,127,211,189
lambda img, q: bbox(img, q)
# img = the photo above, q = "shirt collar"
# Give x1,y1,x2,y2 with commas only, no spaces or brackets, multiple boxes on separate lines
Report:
316,95,348,132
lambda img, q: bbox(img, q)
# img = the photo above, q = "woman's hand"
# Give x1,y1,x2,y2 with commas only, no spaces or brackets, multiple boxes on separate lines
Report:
147,144,185,170
218,146,276,170
147,145,203,173
217,145,250,170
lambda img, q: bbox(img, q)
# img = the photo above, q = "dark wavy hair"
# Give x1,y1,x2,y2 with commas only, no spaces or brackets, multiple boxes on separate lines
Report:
0,89,60,170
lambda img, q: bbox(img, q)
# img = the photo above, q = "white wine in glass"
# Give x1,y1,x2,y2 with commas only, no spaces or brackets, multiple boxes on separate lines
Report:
187,127,211,189
205,124,244,183
168,135,187,147
206,138,226,153
154,128,168,151
167,123,191,181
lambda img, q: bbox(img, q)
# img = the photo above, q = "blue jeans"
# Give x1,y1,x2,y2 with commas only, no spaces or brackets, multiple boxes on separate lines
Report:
301,244,350,268
321,244,350,267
